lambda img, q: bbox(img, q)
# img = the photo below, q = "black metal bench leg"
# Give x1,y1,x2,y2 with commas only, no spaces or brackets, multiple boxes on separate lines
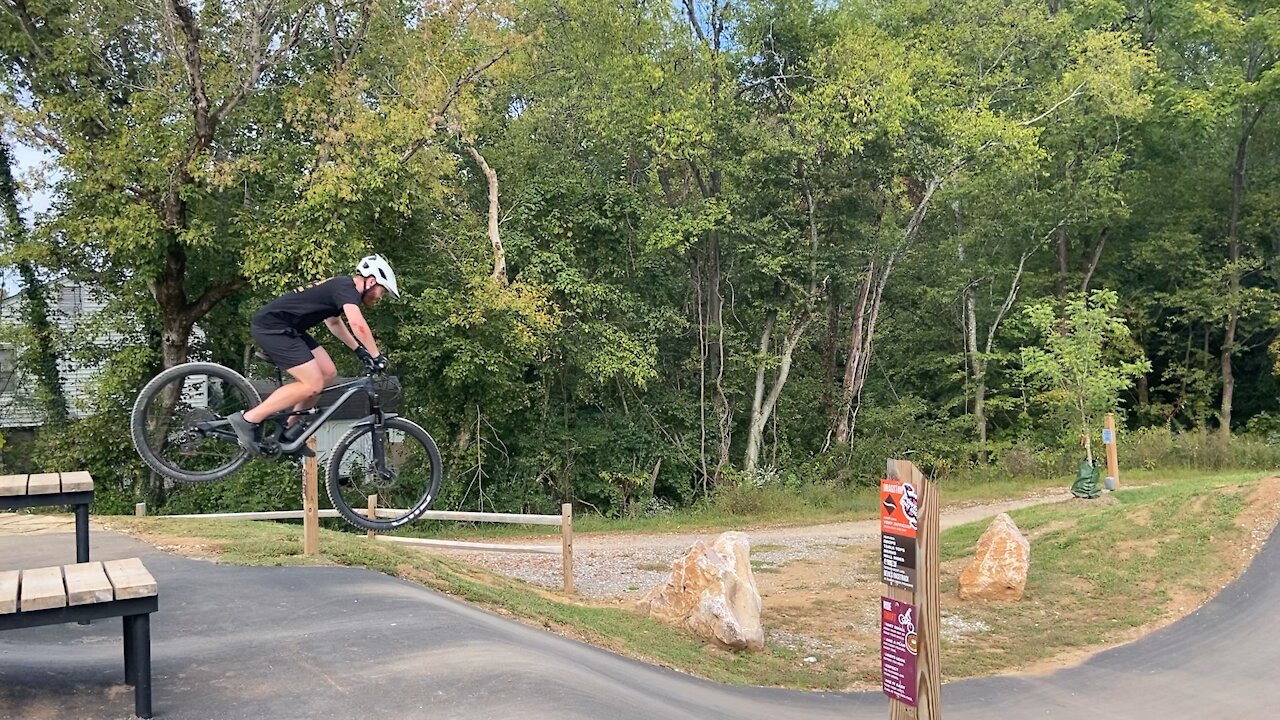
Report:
76,504,93,625
74,503,90,563
126,613,152,719
123,615,136,684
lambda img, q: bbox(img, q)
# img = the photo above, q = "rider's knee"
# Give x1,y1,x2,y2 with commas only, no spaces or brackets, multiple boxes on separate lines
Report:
301,378,326,397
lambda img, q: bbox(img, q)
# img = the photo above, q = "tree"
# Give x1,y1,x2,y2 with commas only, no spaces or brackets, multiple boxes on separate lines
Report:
1019,290,1151,461
0,139,66,424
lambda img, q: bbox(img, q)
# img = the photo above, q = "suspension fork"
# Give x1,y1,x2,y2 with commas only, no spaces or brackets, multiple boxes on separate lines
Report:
367,383,390,476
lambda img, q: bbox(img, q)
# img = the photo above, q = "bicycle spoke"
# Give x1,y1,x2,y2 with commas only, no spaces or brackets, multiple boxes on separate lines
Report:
142,371,255,476
328,418,441,530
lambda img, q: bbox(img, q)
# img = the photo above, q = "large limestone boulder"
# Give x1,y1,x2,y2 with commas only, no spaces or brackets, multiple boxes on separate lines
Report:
636,531,764,651
958,513,1030,601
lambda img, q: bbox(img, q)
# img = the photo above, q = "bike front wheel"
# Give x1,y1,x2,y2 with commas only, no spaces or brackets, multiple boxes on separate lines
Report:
131,362,262,484
326,416,442,531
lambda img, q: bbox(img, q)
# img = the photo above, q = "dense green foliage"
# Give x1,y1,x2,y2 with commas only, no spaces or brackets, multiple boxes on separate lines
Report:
2,1,1279,515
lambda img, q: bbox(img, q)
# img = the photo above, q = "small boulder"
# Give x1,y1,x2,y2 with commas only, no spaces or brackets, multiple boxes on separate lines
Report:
636,531,764,651
958,513,1030,601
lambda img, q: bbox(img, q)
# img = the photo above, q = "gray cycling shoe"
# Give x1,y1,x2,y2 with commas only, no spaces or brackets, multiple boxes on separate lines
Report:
227,411,262,456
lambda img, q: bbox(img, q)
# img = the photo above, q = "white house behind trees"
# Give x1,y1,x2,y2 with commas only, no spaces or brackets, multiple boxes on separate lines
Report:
0,281,119,429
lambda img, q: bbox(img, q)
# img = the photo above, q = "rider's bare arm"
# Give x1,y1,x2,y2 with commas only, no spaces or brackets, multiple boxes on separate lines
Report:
324,315,360,351
342,303,381,357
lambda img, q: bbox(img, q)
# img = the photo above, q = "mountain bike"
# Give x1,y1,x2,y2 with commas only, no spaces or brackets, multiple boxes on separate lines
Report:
130,360,441,532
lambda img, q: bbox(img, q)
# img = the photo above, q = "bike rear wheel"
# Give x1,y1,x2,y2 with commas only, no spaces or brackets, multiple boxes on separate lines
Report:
131,362,262,484
326,416,442,531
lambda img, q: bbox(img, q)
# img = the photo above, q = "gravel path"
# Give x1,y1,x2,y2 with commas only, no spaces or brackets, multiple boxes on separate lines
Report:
430,489,1075,598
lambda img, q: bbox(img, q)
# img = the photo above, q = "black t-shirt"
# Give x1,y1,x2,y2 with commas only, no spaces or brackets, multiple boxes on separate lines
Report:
251,276,364,333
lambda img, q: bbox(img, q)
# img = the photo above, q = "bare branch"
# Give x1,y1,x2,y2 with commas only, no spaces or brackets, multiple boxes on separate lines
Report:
167,0,213,142
1021,81,1087,127
212,2,319,128
185,277,248,325
984,249,1033,355
399,48,511,164
464,142,507,286
26,126,67,154
1079,226,1109,295
681,0,708,45
3,0,49,61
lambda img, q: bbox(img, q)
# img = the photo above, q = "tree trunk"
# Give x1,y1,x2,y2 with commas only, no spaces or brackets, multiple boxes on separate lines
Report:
745,311,776,472
708,233,732,482
1055,224,1069,300
821,292,840,422
464,143,508,285
964,275,986,449
1079,227,1108,295
745,314,811,472
691,235,730,493
831,262,873,447
1221,100,1263,436
831,176,943,445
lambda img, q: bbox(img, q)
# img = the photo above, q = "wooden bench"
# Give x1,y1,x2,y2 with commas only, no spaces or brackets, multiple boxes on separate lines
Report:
0,472,94,563
0,558,158,719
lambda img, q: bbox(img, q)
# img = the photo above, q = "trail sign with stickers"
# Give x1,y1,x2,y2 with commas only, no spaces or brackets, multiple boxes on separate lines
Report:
881,478,919,590
880,459,939,720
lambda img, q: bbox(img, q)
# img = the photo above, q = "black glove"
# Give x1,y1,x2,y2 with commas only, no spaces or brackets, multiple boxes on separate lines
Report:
355,346,388,373
354,346,381,373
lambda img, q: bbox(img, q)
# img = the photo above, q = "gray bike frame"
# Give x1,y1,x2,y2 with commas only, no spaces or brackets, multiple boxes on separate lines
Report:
203,375,397,460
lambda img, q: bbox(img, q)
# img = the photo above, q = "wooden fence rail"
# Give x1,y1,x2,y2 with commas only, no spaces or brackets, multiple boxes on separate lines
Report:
138,502,576,594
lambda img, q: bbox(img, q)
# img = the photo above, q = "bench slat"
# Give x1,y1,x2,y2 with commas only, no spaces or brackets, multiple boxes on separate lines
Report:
19,566,66,611
26,473,62,495
103,558,157,600
0,571,17,614
64,562,114,606
60,471,94,493
0,474,27,497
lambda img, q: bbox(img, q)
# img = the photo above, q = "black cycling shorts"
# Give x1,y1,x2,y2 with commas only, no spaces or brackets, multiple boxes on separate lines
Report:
251,324,321,371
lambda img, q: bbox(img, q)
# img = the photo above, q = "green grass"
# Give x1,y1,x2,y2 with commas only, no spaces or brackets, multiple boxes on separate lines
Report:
104,469,1278,690
935,470,1265,678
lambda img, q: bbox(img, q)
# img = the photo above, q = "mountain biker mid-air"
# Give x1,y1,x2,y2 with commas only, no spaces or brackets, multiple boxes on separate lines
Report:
228,254,399,454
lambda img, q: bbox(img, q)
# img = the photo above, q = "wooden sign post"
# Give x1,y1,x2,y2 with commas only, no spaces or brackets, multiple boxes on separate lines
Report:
881,459,940,720
1103,413,1120,491
303,437,320,556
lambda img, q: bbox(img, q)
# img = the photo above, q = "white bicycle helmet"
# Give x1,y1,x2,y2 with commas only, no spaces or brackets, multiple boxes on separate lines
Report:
355,254,400,299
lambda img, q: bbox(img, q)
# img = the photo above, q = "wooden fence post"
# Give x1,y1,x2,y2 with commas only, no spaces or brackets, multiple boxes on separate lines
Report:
1104,413,1120,490
303,437,319,556
561,502,574,594
367,494,377,539
882,459,940,720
